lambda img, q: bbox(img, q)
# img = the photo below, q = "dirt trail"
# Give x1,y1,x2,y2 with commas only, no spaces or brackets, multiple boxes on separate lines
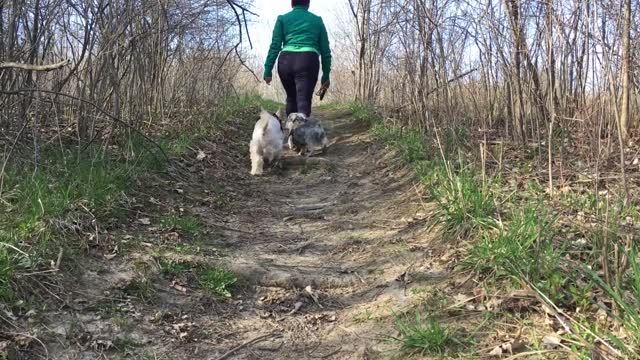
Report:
38,109,447,359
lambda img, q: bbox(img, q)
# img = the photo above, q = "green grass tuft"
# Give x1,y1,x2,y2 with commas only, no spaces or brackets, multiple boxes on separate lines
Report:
466,207,557,280
349,102,382,125
394,315,457,356
197,267,237,298
0,145,164,301
159,214,204,237
159,259,194,277
429,169,497,238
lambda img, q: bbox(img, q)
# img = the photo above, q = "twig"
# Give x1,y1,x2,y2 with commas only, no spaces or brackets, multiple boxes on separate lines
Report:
224,0,260,82
425,68,478,97
214,333,281,360
0,59,70,72
210,223,255,235
0,242,29,257
525,280,625,358
55,248,63,270
504,350,569,359
310,347,342,359
2,332,49,360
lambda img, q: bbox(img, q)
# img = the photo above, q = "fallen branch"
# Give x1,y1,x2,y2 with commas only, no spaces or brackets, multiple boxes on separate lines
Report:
215,333,281,360
392,68,479,111
525,280,624,358
0,59,70,72
425,68,478,97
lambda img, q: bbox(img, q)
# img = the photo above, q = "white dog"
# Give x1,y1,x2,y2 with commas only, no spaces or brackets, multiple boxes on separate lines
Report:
250,109,284,176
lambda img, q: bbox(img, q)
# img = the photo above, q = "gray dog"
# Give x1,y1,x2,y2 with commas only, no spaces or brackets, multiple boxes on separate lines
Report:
285,113,329,157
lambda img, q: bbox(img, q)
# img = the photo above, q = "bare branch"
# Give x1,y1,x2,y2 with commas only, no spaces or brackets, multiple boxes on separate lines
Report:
0,59,70,72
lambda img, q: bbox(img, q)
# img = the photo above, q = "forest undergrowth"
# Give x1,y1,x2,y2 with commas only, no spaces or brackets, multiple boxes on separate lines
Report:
0,95,278,329
346,102,640,359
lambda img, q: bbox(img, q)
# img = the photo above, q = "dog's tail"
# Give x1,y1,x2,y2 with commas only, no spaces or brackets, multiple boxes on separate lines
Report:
259,108,272,134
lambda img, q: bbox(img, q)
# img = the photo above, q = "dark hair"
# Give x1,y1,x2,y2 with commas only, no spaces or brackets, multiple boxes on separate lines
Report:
292,0,310,7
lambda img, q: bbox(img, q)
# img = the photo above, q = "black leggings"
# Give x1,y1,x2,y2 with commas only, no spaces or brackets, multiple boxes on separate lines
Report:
277,51,319,117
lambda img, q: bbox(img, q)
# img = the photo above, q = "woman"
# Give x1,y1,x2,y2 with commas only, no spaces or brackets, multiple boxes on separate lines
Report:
263,0,332,117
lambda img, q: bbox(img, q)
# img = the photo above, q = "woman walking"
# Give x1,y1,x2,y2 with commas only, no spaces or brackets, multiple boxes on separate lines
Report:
263,0,332,117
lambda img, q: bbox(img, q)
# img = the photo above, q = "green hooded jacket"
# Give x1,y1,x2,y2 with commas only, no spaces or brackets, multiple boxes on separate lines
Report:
263,6,332,83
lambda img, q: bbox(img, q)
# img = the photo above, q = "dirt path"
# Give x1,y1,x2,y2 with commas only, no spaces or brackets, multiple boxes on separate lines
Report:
38,109,446,359
196,109,448,360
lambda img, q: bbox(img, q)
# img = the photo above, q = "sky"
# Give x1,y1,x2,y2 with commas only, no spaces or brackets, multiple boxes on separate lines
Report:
246,0,344,61
242,0,345,99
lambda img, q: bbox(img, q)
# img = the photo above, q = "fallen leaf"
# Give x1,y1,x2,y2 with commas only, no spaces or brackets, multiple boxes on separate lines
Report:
473,288,487,301
0,341,12,352
196,150,207,161
542,334,562,348
137,218,151,225
92,339,114,351
489,345,503,356
453,293,474,304
395,272,407,282
13,334,33,347
175,188,184,195
486,297,503,311
288,302,304,315
305,286,323,308
104,253,118,260
171,281,188,293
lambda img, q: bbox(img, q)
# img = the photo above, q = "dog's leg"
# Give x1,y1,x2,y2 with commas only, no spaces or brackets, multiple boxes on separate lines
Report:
306,148,315,158
250,153,264,176
287,136,294,150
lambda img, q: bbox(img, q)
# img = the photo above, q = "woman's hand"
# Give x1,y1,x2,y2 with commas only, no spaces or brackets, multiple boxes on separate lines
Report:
321,80,330,90
265,77,272,85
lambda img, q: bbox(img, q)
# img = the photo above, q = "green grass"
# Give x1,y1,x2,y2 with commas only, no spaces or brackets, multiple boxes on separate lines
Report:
159,94,284,156
159,214,204,237
365,106,640,356
157,258,237,298
371,124,429,163
585,248,640,357
0,95,270,304
0,145,163,301
122,276,155,302
197,267,237,298
466,207,558,281
394,315,458,356
429,169,497,238
349,101,382,125
372,122,496,238
159,259,194,277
